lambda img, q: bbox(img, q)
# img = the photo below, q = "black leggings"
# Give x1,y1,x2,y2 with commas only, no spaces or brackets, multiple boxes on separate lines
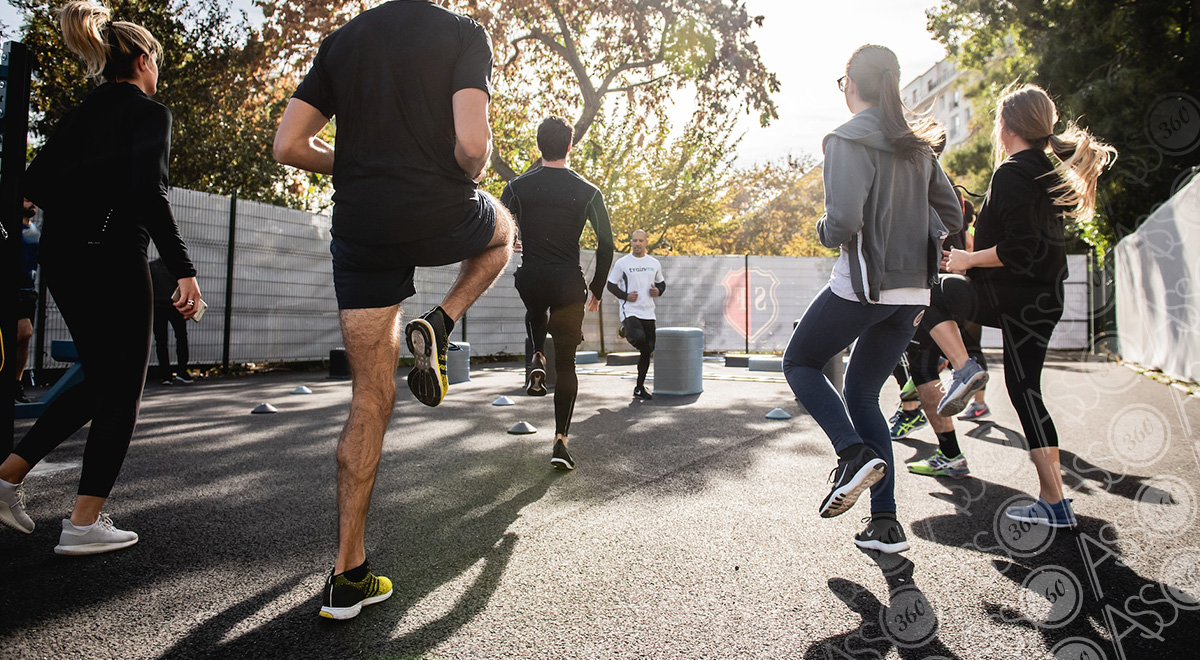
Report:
516,267,586,436
933,274,1063,449
623,317,656,388
15,251,153,497
153,302,189,380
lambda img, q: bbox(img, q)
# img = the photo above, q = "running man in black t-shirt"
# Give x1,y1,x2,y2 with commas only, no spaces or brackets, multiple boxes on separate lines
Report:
273,0,514,621
500,117,614,471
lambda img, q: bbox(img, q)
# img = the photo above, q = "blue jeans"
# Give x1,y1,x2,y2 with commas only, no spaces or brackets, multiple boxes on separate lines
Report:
782,286,924,513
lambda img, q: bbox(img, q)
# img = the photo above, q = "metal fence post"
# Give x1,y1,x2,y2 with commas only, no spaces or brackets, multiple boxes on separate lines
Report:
222,190,237,368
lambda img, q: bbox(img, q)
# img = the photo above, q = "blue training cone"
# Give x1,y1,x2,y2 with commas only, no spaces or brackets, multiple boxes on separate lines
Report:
765,408,792,420
493,396,516,406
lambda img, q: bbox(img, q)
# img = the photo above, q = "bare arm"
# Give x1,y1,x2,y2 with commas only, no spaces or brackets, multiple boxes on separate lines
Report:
945,245,1003,273
452,88,491,181
273,98,334,175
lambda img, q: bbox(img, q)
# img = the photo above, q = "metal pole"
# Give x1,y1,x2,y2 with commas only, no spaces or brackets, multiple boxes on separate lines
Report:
744,254,750,354
222,190,237,368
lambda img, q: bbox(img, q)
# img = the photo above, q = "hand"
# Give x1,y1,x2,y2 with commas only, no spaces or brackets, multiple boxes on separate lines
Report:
174,276,202,320
626,290,639,302
586,294,600,313
649,286,660,298
944,248,972,274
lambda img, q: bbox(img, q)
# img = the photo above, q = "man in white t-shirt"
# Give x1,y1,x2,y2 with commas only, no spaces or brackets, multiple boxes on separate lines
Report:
606,229,666,399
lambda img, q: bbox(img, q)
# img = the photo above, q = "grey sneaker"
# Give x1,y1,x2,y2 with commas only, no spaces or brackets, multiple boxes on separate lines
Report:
853,515,911,553
957,401,991,420
937,358,989,417
0,479,35,534
54,514,139,556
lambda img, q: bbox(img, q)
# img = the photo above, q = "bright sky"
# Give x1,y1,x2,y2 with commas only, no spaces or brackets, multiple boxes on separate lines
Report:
0,0,947,163
735,0,947,164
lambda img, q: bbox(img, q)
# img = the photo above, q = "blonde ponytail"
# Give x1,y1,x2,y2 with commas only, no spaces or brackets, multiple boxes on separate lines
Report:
993,84,1117,223
1047,123,1117,223
59,0,111,80
59,1,162,83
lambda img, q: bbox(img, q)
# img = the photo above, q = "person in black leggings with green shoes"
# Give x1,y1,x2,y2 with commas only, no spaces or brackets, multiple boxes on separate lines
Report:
0,1,201,556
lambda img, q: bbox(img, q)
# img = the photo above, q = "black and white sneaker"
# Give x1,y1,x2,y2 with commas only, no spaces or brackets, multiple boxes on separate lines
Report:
527,351,547,397
550,439,575,470
818,445,886,518
853,515,910,553
633,386,653,400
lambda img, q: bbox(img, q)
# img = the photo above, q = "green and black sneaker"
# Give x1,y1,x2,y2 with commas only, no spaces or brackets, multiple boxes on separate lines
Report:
406,307,451,407
319,564,393,620
889,409,928,440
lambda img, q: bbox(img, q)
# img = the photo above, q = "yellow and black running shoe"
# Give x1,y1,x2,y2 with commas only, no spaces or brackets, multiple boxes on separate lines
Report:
319,564,393,620
406,308,449,406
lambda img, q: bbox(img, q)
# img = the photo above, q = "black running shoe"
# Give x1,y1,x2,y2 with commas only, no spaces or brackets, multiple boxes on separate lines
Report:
319,564,393,620
853,515,910,553
406,308,449,407
527,351,547,396
551,439,575,470
618,322,627,339
633,386,653,400
818,445,886,518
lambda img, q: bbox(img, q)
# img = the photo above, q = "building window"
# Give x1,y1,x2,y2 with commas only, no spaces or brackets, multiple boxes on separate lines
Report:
951,115,961,138
953,90,961,108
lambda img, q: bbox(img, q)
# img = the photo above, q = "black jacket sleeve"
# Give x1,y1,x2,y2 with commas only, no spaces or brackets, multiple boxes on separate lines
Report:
132,103,195,279
655,281,666,295
606,281,628,300
587,190,614,299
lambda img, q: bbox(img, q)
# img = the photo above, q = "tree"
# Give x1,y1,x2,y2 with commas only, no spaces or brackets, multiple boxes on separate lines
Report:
255,0,779,181
12,0,297,204
713,156,833,257
927,0,1200,250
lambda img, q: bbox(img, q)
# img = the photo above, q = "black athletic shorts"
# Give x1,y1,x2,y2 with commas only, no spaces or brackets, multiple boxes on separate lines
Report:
16,288,38,320
331,193,498,309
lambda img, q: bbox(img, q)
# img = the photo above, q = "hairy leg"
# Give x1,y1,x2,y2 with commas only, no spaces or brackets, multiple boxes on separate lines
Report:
441,192,515,322
335,305,403,573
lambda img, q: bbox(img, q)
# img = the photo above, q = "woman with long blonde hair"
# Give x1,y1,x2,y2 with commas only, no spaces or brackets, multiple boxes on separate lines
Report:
937,83,1117,528
0,1,201,555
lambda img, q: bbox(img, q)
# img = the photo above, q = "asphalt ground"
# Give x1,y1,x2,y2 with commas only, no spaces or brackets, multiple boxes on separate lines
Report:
3,351,1199,660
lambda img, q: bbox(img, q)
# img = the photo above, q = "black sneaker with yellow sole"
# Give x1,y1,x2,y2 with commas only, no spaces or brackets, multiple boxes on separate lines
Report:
406,308,450,407
319,563,393,620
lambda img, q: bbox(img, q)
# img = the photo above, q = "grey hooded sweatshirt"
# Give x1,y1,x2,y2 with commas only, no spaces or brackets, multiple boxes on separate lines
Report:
818,106,963,304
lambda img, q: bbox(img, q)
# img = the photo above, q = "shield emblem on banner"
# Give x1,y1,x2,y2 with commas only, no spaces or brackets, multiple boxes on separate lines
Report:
722,267,780,342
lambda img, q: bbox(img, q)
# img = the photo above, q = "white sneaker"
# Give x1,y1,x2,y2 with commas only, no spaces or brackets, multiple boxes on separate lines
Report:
0,479,35,534
54,514,139,556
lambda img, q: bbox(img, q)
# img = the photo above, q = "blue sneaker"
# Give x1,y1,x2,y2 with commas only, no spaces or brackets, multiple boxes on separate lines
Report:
937,358,989,417
1004,498,1077,529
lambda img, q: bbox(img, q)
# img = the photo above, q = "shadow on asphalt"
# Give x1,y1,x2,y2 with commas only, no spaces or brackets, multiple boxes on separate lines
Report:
804,549,962,659
3,372,798,658
910,477,1200,660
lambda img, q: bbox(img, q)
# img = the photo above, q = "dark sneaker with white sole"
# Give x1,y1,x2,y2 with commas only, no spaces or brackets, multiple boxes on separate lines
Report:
1005,497,1077,529
633,386,653,400
853,515,910,553
406,308,450,407
527,351,548,396
54,514,138,556
319,563,393,620
937,357,988,417
551,439,575,470
819,445,886,518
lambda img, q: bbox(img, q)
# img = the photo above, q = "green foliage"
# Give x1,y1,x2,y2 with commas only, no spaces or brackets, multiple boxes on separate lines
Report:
715,157,833,257
927,0,1200,248
11,0,299,205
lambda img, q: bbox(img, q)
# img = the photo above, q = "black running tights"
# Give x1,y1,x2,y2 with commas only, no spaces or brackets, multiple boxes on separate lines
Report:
934,275,1063,449
623,317,656,388
15,252,153,497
